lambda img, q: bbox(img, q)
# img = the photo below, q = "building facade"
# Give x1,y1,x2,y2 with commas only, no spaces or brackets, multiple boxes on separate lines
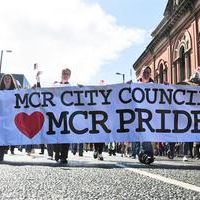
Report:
133,0,200,84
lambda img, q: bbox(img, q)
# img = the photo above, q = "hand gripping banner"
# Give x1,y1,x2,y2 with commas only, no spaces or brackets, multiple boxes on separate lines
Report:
0,83,200,145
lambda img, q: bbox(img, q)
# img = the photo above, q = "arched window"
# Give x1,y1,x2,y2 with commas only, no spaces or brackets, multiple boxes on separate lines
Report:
173,30,192,83
173,62,177,84
156,60,168,84
159,64,164,83
187,53,191,79
155,73,158,83
179,46,186,81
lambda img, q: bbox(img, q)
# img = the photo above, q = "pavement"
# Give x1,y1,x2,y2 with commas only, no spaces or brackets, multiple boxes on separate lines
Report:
0,149,200,200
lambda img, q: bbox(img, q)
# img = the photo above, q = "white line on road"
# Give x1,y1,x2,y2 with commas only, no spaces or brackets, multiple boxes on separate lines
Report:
116,163,200,193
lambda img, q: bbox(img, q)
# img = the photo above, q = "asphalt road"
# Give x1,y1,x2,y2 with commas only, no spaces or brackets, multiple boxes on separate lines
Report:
0,150,200,200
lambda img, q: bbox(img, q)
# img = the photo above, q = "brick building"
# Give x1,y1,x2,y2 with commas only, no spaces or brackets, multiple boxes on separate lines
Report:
133,0,200,84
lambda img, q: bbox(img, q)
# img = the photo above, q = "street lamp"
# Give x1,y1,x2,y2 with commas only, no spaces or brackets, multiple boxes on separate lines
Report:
0,50,12,73
116,72,125,83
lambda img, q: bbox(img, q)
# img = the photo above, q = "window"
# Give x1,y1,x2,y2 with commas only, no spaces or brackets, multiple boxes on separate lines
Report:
187,52,191,79
157,61,168,84
159,64,164,83
173,31,192,82
179,46,185,81
173,62,177,84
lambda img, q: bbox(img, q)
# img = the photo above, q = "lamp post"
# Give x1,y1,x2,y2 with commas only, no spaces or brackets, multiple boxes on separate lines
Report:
116,72,125,83
0,50,12,73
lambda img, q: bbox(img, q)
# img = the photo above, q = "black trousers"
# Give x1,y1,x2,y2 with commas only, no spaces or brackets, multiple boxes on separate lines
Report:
94,143,104,154
0,146,6,161
47,144,54,157
53,144,70,160
40,144,45,153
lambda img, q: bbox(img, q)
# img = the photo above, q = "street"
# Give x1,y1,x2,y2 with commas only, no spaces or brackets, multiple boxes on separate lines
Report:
0,149,200,200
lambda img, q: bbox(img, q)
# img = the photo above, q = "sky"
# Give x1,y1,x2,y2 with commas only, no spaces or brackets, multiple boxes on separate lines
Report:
0,0,168,87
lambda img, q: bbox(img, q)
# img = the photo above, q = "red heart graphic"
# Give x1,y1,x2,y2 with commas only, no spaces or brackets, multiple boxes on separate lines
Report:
15,112,44,139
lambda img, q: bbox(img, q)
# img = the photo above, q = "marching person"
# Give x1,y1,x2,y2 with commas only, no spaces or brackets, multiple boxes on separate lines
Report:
53,68,71,164
33,70,54,159
93,143,104,160
108,142,116,156
137,66,154,165
0,74,19,161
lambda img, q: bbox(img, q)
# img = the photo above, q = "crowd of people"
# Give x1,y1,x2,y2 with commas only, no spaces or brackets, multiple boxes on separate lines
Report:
0,141,199,163
0,66,199,165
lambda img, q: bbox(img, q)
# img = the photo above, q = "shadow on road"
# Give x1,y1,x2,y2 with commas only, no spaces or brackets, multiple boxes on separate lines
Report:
0,159,200,170
118,161,200,170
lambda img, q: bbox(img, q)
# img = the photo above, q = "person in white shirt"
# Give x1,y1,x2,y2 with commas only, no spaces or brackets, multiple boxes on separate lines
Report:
53,68,71,164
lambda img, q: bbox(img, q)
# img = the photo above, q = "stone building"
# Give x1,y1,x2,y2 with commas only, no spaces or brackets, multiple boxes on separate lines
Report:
133,0,200,84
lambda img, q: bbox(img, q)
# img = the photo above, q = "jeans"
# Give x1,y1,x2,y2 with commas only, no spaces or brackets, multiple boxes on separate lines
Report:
26,145,33,153
131,142,140,157
141,142,153,157
183,142,193,157
168,142,175,158
72,143,84,156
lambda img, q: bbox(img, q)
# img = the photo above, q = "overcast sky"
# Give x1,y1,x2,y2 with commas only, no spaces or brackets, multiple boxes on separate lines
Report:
0,0,167,86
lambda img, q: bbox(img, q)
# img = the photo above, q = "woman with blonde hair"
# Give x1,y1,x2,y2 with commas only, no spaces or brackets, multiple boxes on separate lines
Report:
0,74,19,161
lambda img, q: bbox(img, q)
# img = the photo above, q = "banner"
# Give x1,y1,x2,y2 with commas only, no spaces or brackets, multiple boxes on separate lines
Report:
0,83,200,145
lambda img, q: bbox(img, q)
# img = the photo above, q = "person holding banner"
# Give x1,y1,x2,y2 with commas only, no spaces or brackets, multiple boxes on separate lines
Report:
0,74,19,161
176,72,200,161
53,68,71,164
137,66,154,164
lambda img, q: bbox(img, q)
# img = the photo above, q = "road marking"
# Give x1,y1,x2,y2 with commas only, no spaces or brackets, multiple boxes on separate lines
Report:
116,163,200,193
